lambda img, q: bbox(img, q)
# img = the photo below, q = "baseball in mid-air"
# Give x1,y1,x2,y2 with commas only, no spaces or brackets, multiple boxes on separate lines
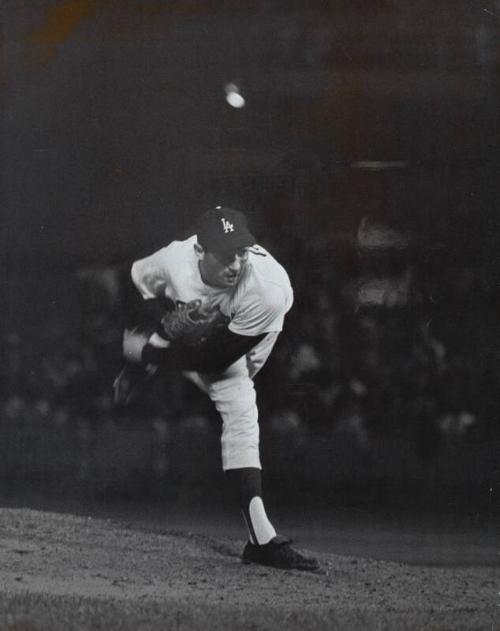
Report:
225,83,246,108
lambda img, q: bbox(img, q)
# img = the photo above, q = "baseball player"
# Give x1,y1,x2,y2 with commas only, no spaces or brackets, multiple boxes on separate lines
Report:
113,206,319,571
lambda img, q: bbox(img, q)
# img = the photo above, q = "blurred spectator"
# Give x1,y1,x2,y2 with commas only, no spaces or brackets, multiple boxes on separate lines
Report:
1,224,497,483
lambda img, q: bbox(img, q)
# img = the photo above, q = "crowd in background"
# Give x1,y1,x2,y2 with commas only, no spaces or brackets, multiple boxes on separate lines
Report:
2,221,498,487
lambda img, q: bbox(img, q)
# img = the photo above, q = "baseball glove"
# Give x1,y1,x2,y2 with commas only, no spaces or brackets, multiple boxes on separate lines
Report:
161,299,228,346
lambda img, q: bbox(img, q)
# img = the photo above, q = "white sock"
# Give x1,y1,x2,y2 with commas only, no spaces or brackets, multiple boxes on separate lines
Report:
246,496,276,545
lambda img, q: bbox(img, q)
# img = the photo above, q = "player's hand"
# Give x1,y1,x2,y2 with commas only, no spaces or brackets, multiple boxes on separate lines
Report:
122,326,151,363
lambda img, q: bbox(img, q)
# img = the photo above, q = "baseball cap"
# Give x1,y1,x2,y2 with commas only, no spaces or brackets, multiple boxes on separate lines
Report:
196,206,256,252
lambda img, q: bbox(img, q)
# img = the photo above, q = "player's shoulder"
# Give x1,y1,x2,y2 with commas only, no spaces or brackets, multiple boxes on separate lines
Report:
165,235,197,253
132,236,196,280
154,235,196,263
248,244,292,291
241,244,293,311
229,245,293,334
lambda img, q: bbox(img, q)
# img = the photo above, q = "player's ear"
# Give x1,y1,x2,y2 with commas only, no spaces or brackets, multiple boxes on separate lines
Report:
194,242,205,260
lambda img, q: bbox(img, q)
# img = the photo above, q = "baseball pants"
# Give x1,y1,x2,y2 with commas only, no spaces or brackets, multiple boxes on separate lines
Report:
184,331,280,470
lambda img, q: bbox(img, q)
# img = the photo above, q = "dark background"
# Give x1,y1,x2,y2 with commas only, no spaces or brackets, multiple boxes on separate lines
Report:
1,1,500,534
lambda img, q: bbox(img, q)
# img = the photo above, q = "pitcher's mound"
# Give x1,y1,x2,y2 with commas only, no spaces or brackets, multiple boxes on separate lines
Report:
0,508,497,630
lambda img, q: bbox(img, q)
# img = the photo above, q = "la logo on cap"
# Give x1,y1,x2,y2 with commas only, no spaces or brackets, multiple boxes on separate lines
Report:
197,206,255,251
221,217,234,233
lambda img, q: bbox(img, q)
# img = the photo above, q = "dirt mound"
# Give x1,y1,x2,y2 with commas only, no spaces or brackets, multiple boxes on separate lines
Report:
0,508,498,630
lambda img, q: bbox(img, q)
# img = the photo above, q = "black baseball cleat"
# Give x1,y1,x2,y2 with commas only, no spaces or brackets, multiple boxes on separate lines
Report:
242,535,320,572
113,363,158,407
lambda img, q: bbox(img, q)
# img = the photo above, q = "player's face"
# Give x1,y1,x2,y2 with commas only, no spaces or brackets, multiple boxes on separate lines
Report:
199,246,249,288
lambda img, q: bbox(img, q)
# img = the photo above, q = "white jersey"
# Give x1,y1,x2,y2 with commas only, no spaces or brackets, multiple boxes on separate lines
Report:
131,235,294,337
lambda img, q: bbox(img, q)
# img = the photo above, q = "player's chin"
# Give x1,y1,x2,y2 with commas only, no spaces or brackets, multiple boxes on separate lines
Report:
221,273,239,286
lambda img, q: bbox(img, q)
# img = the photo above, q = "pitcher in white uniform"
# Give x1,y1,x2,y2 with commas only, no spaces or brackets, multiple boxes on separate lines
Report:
114,206,319,571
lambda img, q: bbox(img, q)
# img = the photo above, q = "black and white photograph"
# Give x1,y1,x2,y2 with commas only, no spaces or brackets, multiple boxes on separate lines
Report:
1,1,499,629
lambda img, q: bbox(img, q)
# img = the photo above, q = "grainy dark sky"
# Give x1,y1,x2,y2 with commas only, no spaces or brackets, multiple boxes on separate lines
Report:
2,1,499,269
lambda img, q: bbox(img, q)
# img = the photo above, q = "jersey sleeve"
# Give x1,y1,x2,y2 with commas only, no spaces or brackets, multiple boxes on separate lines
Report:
229,283,293,337
130,245,173,300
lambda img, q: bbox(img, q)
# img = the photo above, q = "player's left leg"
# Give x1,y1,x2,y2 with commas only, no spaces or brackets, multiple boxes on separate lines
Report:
202,360,319,571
